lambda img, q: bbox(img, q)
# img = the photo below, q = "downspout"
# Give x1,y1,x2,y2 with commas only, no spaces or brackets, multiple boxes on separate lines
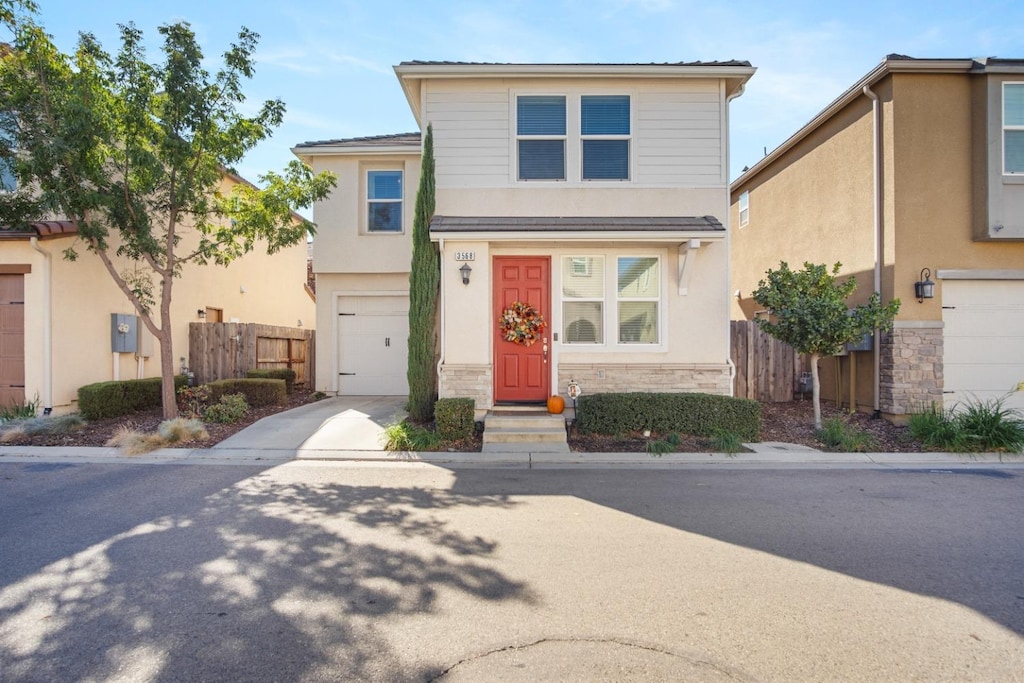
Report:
725,83,746,397
863,85,883,417
29,237,53,415
436,237,445,393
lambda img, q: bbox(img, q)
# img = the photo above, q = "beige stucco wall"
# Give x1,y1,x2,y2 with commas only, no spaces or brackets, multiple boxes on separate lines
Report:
306,153,420,275
3,197,314,413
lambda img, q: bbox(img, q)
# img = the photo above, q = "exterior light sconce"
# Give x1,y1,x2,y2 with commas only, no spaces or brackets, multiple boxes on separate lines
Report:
459,262,472,285
914,268,935,303
197,309,206,319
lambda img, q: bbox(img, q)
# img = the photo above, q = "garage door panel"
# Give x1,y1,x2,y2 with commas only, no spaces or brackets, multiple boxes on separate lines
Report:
942,280,1024,412
338,296,409,396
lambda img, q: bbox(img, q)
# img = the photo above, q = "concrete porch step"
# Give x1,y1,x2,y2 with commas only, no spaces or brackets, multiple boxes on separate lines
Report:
482,409,569,453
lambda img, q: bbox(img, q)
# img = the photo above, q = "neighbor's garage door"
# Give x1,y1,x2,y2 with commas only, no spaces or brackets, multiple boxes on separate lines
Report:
0,274,26,407
337,295,408,395
942,280,1024,412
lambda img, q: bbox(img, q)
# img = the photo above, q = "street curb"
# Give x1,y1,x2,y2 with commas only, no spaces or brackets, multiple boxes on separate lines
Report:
2,445,1023,468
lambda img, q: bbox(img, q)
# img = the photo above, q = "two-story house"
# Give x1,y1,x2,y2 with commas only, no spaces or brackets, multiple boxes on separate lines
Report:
731,56,1024,420
296,60,755,411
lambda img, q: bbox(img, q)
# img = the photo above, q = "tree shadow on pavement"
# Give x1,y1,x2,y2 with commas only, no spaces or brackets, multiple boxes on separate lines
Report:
0,464,533,682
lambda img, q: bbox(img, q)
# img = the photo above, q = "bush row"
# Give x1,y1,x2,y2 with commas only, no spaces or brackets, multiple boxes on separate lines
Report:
78,376,189,420
206,379,287,407
246,369,296,395
576,392,761,440
435,397,475,441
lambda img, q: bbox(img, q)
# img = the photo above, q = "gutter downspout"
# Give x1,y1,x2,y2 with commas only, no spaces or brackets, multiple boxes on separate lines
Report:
863,85,883,417
29,237,54,415
725,83,746,397
436,238,445,394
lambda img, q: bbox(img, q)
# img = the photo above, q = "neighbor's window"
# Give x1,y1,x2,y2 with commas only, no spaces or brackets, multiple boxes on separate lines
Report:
367,170,403,232
1004,83,1024,174
581,95,630,180
517,95,566,180
738,191,749,226
617,256,659,344
562,256,604,344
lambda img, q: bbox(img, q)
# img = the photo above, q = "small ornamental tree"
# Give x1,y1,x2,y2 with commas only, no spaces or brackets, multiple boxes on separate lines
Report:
407,124,438,422
751,262,900,429
0,6,336,419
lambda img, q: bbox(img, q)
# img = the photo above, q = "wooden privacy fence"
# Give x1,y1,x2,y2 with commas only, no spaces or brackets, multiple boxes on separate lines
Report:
188,322,315,388
730,320,802,402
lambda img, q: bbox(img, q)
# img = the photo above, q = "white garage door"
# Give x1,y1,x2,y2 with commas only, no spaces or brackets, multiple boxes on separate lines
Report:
942,280,1024,413
337,296,409,395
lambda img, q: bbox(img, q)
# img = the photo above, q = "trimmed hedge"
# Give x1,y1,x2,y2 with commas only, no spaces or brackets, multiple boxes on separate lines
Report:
435,397,475,441
206,379,287,407
246,368,296,395
78,376,188,420
576,392,761,441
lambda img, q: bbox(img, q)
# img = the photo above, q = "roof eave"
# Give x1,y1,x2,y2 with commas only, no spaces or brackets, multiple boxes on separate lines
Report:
429,230,726,243
292,144,422,159
731,57,976,190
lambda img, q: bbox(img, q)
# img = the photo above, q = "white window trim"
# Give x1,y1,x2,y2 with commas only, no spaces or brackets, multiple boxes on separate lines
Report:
1004,82,1024,176
556,250,666,350
738,191,749,227
580,94,632,182
514,93,567,182
365,168,404,234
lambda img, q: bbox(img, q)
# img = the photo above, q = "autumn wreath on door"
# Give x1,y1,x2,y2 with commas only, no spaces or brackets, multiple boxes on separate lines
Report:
498,301,547,347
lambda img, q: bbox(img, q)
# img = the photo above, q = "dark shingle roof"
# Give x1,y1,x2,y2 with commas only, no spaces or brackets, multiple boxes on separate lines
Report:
294,132,421,149
429,215,724,233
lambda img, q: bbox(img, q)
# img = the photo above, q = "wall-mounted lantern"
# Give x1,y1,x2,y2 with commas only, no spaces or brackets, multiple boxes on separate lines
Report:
459,262,472,285
197,309,206,319
914,268,935,303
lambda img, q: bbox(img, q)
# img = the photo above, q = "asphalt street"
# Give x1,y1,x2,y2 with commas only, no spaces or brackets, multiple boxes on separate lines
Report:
1,461,1022,681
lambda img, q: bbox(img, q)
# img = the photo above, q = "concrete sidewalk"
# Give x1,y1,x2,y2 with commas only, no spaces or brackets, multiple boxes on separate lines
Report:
1,394,1023,468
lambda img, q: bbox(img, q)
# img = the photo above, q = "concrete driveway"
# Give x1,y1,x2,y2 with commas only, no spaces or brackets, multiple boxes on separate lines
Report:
211,395,406,454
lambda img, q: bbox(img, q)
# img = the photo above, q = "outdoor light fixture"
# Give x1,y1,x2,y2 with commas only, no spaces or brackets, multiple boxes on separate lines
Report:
197,309,206,319
459,262,472,285
914,268,935,303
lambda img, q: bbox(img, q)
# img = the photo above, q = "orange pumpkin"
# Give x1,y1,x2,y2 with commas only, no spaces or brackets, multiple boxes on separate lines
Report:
547,395,565,414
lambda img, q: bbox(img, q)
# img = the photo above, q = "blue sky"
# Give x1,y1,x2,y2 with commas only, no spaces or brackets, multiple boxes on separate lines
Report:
13,0,1024,187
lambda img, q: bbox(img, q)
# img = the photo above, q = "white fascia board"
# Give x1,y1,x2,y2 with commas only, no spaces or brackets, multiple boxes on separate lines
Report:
394,63,755,80
428,230,726,243
291,145,421,158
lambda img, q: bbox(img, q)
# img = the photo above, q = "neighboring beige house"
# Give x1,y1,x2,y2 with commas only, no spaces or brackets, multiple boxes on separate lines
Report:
731,55,1024,420
0,174,315,414
295,60,755,411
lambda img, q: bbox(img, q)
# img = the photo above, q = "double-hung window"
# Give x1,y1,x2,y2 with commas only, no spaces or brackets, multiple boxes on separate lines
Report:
517,95,566,180
367,170,403,232
581,95,630,180
617,257,659,344
738,191,749,227
562,256,605,344
1004,83,1024,174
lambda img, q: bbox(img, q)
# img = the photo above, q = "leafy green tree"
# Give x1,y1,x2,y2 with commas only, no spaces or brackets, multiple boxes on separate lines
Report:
752,262,900,429
407,124,438,422
0,7,336,418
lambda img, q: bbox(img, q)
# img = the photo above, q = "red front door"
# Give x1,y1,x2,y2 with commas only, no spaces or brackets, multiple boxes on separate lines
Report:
494,256,550,403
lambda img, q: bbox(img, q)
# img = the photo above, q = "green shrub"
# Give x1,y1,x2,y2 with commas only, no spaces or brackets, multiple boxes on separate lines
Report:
382,420,440,451
205,378,286,408
177,384,212,419
435,398,475,441
78,376,188,420
710,428,745,454
203,393,250,424
911,397,1024,453
246,368,296,395
0,395,40,421
817,417,879,452
576,392,761,441
645,438,676,455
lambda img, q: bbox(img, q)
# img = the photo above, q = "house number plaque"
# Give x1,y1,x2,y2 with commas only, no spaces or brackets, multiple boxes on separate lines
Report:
454,251,475,261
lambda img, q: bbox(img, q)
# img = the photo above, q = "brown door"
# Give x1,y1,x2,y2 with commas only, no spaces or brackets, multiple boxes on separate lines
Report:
0,274,26,407
494,256,550,403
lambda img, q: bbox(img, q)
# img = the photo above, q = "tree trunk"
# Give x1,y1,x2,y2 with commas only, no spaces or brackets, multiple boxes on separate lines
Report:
159,281,178,420
810,353,822,430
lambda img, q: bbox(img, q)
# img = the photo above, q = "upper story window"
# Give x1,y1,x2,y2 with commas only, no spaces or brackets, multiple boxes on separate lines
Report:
581,95,630,180
367,170,403,232
517,95,566,181
1004,83,1024,174
738,191,749,226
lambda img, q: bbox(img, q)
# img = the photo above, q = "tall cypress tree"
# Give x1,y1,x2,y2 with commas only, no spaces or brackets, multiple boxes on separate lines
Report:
407,124,439,421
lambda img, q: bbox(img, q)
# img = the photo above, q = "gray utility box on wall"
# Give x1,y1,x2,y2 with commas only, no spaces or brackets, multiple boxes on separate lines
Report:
111,313,138,353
